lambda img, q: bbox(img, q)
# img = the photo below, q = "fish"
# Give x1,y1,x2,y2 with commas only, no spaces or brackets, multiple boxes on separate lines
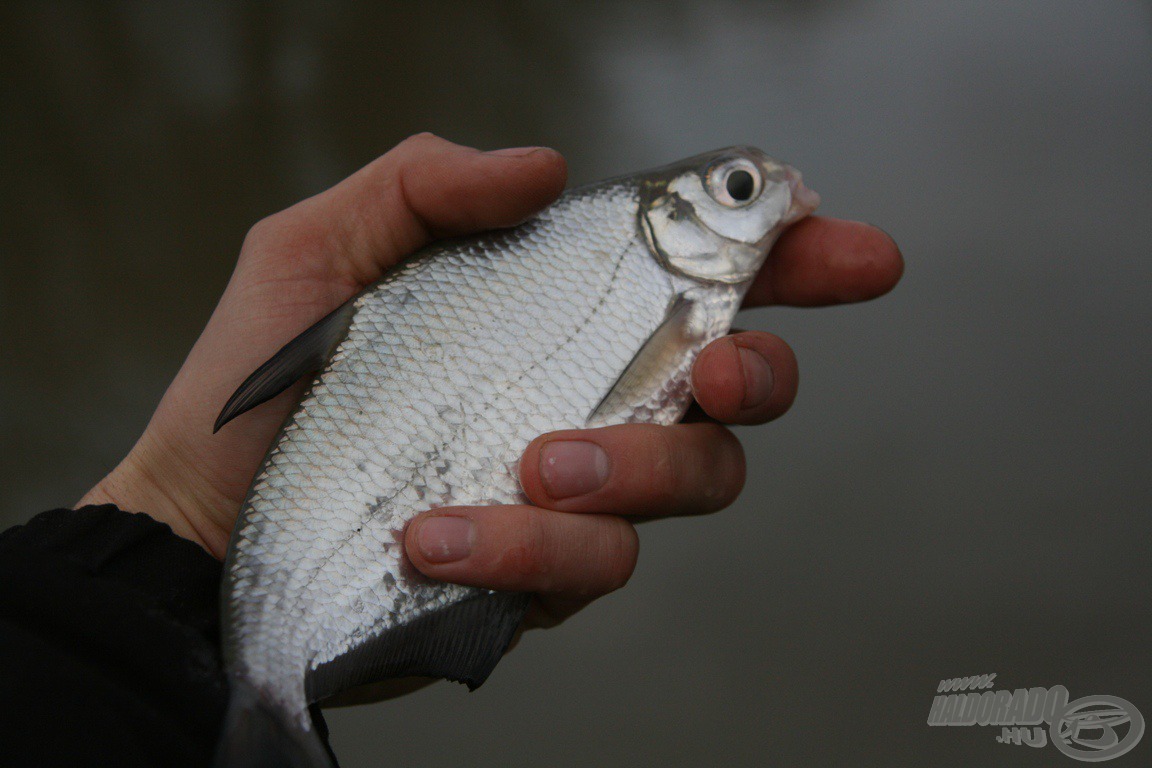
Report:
212,146,819,767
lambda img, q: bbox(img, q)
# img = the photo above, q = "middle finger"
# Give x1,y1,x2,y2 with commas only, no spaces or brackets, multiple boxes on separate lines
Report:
519,422,746,517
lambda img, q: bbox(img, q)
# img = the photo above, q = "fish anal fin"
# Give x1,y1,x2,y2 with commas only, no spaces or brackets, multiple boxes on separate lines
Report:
588,294,701,426
306,591,529,702
214,299,357,433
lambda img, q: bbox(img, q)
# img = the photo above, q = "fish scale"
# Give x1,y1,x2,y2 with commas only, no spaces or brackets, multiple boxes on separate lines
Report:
228,182,657,713
214,147,818,767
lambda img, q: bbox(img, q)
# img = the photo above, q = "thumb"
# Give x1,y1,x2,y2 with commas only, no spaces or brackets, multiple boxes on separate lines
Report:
241,133,568,287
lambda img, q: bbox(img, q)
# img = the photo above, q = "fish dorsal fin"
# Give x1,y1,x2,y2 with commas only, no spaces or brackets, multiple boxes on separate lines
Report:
588,294,700,426
213,299,357,433
305,591,530,702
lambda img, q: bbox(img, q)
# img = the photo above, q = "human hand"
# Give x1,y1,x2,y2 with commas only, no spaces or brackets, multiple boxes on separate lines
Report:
404,198,904,631
79,132,901,650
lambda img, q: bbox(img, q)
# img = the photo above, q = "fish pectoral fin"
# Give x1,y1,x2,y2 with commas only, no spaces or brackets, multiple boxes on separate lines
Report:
306,591,530,702
588,294,700,426
213,298,357,433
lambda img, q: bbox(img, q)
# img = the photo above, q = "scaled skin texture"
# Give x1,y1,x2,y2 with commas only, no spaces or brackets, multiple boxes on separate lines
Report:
222,148,815,738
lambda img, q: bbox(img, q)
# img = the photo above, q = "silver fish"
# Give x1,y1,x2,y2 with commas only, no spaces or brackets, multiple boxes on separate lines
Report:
213,147,818,767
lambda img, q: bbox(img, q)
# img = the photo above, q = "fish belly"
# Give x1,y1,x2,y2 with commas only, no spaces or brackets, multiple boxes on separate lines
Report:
223,188,705,725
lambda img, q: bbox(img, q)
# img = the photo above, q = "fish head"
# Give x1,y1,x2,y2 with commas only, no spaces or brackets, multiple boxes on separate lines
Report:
638,146,820,285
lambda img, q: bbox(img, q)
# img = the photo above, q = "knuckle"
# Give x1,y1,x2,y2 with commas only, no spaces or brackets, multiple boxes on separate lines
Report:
710,428,746,509
243,213,281,249
598,519,639,594
494,507,554,588
407,130,440,143
692,340,746,421
642,426,683,509
397,131,443,153
693,424,744,510
359,133,443,192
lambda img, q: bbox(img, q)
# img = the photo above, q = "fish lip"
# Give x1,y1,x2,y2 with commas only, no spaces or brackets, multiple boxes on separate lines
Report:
782,165,820,225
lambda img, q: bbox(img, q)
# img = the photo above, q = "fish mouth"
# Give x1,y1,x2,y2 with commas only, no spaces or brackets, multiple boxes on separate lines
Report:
782,165,820,225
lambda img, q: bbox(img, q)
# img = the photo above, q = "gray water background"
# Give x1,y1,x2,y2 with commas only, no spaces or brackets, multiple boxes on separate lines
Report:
1,2,1149,766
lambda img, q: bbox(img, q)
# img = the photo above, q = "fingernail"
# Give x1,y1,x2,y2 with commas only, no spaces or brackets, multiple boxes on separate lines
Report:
738,346,774,410
416,516,474,563
539,440,610,499
484,146,545,158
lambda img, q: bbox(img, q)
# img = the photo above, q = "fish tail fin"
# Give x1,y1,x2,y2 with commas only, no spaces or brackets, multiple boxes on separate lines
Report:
213,680,334,768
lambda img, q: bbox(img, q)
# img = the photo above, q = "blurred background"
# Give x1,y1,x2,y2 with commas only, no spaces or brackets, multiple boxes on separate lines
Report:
2,1,1149,765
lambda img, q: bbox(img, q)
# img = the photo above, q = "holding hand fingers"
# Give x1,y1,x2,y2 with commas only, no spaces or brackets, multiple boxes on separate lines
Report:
79,134,903,681
519,423,745,517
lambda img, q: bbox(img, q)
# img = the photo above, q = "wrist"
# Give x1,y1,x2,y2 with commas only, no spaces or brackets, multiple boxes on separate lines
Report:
77,431,234,559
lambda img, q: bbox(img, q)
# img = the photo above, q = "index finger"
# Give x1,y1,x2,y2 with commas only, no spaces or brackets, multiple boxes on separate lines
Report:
744,216,904,308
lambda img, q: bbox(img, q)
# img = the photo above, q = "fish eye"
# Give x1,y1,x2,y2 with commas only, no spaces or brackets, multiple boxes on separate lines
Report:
726,170,755,201
707,159,762,208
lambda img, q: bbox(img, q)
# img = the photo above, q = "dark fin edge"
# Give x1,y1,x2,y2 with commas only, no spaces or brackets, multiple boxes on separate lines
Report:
213,679,334,768
307,590,531,702
214,300,357,433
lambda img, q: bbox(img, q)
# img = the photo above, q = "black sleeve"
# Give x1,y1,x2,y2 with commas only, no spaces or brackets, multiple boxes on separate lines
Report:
0,504,331,767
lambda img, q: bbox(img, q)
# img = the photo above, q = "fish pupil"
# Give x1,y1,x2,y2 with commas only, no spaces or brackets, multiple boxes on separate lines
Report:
726,169,755,202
